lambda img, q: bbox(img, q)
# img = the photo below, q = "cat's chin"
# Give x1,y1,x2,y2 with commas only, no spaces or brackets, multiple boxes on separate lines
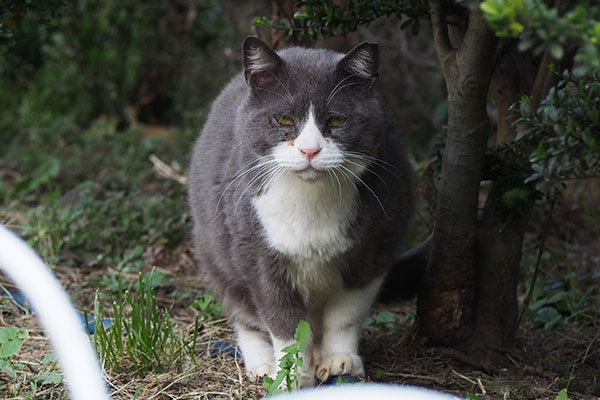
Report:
296,167,324,181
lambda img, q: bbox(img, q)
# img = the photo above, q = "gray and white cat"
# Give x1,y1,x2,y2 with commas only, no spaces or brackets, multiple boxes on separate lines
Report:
188,37,413,386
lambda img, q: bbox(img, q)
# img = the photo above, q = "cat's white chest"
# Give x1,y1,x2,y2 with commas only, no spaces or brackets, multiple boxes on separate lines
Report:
252,172,358,283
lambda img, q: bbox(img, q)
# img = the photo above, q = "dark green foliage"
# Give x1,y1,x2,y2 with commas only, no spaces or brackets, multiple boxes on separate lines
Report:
481,0,600,74
0,0,238,126
23,182,190,266
252,0,428,41
1,119,193,267
190,293,223,321
0,0,237,294
516,72,600,191
523,257,596,329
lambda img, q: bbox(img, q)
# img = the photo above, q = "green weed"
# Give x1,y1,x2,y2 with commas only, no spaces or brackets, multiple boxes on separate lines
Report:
263,320,311,395
190,293,223,321
364,310,416,330
0,327,28,380
90,271,195,377
0,329,63,397
521,245,596,329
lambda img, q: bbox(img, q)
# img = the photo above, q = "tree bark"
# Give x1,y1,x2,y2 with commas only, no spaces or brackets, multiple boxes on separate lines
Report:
472,48,576,345
419,1,577,349
417,0,498,345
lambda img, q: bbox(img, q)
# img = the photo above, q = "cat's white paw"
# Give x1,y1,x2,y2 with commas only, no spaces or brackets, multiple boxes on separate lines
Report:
246,363,275,382
316,353,364,382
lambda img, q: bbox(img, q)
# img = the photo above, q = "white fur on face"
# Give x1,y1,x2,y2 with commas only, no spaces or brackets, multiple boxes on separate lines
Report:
270,106,346,181
253,105,368,298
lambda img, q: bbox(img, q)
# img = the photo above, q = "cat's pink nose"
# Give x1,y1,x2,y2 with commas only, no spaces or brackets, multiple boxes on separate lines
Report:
300,148,321,161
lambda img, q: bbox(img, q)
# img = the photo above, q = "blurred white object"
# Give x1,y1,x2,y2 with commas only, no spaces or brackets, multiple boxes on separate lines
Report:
270,383,462,399
0,224,111,400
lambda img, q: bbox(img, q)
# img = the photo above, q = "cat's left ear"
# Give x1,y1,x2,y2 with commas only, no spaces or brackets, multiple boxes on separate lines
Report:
336,42,379,88
243,36,283,87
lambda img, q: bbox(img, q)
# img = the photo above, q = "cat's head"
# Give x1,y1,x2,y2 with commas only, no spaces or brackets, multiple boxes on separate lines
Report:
238,36,388,182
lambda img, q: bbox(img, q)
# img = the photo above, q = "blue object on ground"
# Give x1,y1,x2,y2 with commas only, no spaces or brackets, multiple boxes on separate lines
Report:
2,289,112,334
207,340,240,358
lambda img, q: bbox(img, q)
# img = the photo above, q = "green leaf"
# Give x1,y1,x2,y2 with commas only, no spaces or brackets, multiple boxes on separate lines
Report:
293,11,308,20
549,43,564,59
534,306,562,329
376,311,396,324
263,371,286,395
0,359,16,380
0,328,28,358
34,370,63,385
294,320,311,352
555,388,568,400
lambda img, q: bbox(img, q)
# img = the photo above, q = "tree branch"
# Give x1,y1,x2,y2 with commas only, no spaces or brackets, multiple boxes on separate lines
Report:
457,7,498,77
429,0,456,79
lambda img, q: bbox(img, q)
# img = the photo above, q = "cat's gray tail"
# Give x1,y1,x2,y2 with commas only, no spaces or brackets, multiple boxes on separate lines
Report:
377,236,431,303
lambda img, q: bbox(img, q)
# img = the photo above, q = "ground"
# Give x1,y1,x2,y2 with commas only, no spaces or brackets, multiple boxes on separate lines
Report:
0,127,598,399
0,203,598,399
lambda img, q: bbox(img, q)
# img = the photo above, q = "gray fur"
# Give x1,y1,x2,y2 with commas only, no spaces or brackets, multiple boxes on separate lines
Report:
188,37,413,341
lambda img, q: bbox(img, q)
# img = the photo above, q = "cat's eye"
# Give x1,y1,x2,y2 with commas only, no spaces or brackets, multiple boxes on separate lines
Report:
327,115,347,127
274,115,294,126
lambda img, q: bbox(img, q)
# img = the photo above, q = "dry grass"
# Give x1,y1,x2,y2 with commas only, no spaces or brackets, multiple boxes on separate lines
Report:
1,263,598,399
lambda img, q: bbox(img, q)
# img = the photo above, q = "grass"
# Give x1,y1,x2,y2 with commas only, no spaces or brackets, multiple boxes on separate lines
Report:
89,271,199,377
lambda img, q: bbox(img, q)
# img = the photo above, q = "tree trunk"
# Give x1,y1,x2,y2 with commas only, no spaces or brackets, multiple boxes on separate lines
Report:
418,0,576,350
417,0,498,345
472,48,576,346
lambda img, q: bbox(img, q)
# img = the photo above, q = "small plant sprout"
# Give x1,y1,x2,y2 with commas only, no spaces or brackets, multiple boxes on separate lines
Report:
0,327,29,380
263,320,311,395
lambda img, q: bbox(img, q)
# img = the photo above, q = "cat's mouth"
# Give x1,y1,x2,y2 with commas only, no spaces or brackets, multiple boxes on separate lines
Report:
296,166,323,181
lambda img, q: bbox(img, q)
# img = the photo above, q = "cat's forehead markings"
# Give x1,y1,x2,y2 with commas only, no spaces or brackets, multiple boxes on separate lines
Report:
294,104,326,149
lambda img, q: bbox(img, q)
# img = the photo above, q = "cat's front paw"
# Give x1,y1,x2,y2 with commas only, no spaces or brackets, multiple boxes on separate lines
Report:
246,363,275,382
316,353,364,382
298,372,317,388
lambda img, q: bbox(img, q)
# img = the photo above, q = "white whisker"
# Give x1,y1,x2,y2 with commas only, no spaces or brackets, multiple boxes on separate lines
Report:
326,82,363,105
327,169,343,205
326,74,356,105
344,151,402,180
253,86,293,103
269,73,294,104
233,163,279,221
339,164,388,219
215,158,277,213
333,166,359,195
344,159,389,196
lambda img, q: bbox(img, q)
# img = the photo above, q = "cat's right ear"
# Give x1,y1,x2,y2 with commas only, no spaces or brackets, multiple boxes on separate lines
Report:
243,36,283,87
336,41,379,88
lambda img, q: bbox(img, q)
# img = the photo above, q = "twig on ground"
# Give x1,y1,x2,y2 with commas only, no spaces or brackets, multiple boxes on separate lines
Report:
149,154,188,185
